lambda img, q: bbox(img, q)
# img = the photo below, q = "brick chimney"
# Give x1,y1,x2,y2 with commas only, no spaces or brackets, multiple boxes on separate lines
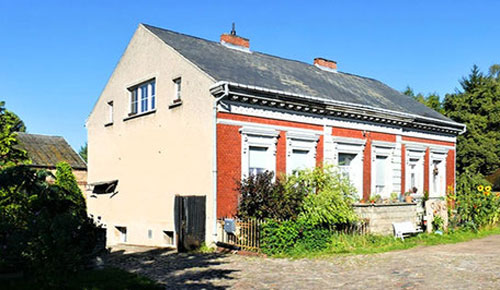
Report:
220,23,249,50
314,58,337,72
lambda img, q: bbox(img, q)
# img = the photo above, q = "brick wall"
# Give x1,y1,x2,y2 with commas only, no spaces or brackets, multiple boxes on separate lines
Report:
216,112,457,216
217,124,241,218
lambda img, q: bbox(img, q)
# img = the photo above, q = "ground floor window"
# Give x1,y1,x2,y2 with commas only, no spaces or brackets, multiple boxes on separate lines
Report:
249,146,273,175
375,155,388,195
286,131,319,174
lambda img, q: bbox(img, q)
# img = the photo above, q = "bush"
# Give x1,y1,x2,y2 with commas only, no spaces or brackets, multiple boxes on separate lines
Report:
293,166,358,227
237,171,305,220
448,170,500,229
0,165,102,284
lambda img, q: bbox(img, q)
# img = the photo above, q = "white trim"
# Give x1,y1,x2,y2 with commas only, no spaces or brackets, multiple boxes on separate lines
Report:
331,136,366,146
331,140,364,198
239,126,280,138
221,41,252,53
219,102,457,143
371,140,396,148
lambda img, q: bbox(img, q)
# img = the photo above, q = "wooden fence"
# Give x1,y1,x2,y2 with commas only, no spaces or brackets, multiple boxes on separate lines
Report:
217,218,370,252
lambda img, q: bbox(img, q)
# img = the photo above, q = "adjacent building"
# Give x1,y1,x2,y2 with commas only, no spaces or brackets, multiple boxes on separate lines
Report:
86,24,465,247
16,132,87,191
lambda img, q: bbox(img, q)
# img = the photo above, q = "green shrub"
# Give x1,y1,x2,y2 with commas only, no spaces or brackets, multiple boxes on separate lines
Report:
237,171,305,220
0,165,101,284
260,219,300,255
294,166,358,227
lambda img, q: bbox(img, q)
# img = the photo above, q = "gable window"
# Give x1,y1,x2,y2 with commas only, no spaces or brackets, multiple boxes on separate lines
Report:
106,101,114,126
128,79,156,116
173,78,181,101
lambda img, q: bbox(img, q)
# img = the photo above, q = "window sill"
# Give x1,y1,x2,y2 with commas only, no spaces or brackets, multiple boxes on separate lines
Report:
104,122,114,127
123,109,157,121
169,100,183,109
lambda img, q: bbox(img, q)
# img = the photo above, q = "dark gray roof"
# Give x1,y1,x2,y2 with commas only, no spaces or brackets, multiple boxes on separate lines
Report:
144,24,452,123
16,133,87,170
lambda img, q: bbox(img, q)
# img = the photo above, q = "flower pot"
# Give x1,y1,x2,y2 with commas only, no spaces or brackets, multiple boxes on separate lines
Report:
405,195,413,203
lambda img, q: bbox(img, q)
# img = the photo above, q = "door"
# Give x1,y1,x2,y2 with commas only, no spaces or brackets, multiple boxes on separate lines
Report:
174,195,206,251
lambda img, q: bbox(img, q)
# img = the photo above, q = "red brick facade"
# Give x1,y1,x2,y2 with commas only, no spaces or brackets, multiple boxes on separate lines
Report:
217,112,457,218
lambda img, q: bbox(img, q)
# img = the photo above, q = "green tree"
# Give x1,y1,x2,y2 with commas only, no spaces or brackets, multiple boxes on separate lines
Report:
403,86,444,114
55,161,86,209
79,142,88,163
0,101,28,167
443,65,500,176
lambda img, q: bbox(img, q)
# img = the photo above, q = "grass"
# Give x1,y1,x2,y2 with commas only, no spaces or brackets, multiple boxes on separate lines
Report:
277,225,500,259
3,267,163,290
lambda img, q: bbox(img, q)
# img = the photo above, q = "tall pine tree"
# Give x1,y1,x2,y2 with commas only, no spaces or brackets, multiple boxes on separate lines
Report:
443,65,500,176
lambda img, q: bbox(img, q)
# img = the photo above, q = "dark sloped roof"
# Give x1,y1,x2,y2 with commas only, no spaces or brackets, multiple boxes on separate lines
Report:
16,133,87,170
143,24,453,123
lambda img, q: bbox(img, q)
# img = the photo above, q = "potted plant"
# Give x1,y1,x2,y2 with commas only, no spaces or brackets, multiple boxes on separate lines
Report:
404,191,413,203
390,192,398,203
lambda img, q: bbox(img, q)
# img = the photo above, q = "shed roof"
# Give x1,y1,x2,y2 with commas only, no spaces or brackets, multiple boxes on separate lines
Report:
143,24,453,123
16,133,87,170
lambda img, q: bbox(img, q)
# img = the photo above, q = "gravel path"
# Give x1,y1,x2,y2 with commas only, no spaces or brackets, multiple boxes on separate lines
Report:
106,234,500,289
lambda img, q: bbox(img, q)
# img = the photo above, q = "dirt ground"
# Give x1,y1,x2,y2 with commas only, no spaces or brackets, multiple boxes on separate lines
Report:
106,234,500,289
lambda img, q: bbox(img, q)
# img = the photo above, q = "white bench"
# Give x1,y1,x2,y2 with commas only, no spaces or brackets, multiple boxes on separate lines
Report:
392,221,423,240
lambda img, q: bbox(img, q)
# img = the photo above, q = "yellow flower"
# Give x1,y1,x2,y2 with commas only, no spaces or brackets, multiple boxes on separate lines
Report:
484,191,491,196
477,185,484,192
485,186,492,192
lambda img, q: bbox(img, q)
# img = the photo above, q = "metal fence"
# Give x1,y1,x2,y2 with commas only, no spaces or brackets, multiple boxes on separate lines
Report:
218,218,262,251
217,218,370,252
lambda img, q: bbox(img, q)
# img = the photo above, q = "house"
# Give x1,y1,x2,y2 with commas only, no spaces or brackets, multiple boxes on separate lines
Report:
16,132,87,192
86,24,466,247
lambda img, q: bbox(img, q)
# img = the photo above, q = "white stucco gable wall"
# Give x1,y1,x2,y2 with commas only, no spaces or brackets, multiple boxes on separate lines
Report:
86,24,217,247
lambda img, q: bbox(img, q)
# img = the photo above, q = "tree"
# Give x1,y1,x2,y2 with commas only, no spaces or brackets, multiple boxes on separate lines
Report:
0,101,28,167
55,162,86,209
79,142,87,163
443,65,500,176
403,86,444,114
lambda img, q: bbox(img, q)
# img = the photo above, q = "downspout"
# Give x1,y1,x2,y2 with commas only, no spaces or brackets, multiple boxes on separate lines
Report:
212,83,229,242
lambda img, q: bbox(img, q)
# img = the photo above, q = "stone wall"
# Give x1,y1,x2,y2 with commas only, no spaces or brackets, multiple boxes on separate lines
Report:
354,203,419,235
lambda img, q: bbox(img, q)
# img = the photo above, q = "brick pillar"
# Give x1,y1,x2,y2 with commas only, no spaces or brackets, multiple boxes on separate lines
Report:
316,135,324,168
424,147,430,194
276,131,287,177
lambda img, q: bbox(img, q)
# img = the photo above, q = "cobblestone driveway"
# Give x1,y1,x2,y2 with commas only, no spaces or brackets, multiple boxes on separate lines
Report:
106,235,500,289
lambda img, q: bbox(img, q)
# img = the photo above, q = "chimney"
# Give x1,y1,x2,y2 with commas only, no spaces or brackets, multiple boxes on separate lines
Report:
314,57,337,72
220,23,250,50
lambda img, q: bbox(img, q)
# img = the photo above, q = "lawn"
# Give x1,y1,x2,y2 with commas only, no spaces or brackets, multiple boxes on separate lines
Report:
279,225,500,258
3,267,162,290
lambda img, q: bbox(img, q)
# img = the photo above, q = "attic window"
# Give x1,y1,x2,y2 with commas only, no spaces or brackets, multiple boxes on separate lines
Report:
128,79,156,115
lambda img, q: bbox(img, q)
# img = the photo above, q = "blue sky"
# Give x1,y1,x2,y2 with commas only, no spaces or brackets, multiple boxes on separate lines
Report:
1,0,499,150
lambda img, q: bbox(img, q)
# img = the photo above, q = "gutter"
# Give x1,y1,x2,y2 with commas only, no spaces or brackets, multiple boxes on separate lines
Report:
209,81,466,133
212,82,229,242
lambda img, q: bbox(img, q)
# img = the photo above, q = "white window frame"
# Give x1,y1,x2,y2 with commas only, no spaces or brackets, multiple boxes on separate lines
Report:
331,137,365,199
286,131,319,174
129,79,156,115
240,127,279,179
429,148,448,198
405,145,425,194
173,77,182,102
371,141,396,199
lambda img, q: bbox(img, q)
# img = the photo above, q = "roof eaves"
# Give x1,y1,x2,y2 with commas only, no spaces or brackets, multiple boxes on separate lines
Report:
210,81,466,133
